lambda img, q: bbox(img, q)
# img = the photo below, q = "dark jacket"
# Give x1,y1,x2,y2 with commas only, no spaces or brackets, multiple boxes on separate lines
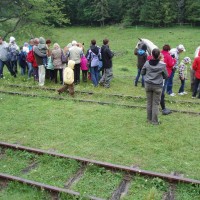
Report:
101,45,114,69
134,48,147,69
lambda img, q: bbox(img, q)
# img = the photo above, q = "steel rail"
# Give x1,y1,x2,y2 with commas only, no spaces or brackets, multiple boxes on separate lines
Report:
1,142,200,185
6,84,200,105
0,90,199,115
0,173,104,200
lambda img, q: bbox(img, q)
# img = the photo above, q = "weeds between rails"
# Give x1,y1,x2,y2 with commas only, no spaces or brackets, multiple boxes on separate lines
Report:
1,142,200,200
1,84,200,115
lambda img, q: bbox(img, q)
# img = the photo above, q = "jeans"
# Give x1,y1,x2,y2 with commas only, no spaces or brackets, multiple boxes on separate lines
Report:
167,70,175,94
90,66,99,86
145,83,162,124
178,78,185,93
27,62,33,78
0,59,16,78
135,68,144,86
11,60,18,73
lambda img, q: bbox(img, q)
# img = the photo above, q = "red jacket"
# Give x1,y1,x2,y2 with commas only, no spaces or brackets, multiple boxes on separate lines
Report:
26,50,38,68
161,50,175,77
192,56,200,79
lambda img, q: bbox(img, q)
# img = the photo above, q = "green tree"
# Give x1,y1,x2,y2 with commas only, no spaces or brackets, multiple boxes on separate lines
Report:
0,0,69,39
185,0,200,25
93,0,110,26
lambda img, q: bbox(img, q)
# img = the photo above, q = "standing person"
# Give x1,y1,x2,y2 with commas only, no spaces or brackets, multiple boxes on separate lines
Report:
18,46,27,75
178,57,191,95
57,60,75,97
0,36,16,78
68,40,83,84
26,39,34,79
86,39,101,86
160,44,176,115
141,48,168,125
8,36,19,74
192,52,200,98
45,39,52,80
134,43,147,87
80,54,88,82
51,43,65,84
99,38,114,88
33,37,47,86
167,44,186,96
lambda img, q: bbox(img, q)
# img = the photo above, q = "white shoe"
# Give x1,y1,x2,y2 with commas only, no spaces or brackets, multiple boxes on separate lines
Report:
169,93,176,96
178,92,184,95
183,91,187,95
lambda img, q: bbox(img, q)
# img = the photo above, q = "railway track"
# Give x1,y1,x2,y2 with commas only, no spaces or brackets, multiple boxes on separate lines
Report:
0,84,200,115
1,142,200,199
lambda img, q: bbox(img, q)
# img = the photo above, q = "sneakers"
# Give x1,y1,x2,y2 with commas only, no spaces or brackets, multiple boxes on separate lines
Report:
178,91,187,95
162,108,172,115
192,96,196,99
169,93,176,96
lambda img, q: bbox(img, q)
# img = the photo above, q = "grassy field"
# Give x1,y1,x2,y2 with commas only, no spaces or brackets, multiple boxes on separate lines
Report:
1,26,200,199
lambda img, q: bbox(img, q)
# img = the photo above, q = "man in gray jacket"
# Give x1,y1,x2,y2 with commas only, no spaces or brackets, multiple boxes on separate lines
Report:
0,36,16,78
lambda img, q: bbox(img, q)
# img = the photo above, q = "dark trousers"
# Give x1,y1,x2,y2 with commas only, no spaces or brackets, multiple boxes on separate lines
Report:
82,70,87,82
54,69,63,84
57,83,74,96
192,78,200,98
0,59,16,78
11,60,18,73
178,78,185,93
160,79,168,110
74,63,80,84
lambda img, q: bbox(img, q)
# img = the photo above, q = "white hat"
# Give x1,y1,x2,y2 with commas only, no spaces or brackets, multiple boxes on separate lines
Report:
9,36,15,43
177,44,186,52
72,40,77,46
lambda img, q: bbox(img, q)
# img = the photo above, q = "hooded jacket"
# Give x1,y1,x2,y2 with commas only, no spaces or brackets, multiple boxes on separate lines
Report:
161,50,176,77
141,60,168,86
64,60,75,84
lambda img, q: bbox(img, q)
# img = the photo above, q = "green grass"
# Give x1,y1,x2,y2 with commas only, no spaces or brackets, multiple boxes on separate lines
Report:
72,164,123,199
1,26,200,199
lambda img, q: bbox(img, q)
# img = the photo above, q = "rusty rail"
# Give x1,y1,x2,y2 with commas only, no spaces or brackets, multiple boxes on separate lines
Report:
1,142,200,185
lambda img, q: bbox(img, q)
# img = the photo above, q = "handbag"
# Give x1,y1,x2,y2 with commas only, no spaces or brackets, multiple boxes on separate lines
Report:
61,50,68,64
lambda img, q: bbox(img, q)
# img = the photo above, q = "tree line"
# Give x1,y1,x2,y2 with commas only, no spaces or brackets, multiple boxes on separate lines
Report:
0,0,200,39
63,0,200,27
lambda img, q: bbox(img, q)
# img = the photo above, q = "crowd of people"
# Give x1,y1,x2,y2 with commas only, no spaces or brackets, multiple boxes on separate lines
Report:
1,35,200,125
135,41,200,125
0,36,114,94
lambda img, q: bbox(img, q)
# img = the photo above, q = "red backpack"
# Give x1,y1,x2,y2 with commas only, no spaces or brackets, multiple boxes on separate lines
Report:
26,50,38,67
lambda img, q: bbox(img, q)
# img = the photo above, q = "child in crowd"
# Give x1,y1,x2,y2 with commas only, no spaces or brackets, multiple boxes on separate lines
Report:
80,54,88,82
38,37,48,67
57,60,75,97
18,46,27,75
178,57,191,95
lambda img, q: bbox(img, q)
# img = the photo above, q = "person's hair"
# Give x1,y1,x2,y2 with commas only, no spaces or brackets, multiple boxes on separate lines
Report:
152,48,160,60
141,44,147,51
46,39,51,44
91,39,96,45
163,44,171,51
53,43,60,49
103,38,109,45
